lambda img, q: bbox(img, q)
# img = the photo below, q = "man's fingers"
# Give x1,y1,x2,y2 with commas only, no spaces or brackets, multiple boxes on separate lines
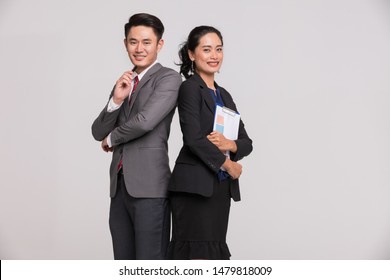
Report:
117,72,134,87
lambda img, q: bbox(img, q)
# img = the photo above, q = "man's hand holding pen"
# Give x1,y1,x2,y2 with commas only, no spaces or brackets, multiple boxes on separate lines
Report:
113,71,135,104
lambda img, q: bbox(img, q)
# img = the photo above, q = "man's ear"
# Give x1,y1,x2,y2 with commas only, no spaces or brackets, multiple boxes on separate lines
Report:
157,39,164,52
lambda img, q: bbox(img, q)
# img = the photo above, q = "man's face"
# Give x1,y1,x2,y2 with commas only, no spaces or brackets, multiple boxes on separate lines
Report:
124,25,163,73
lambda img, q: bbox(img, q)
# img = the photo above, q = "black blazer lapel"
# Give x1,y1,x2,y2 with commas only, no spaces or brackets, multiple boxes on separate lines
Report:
201,87,216,114
218,86,238,114
192,73,215,114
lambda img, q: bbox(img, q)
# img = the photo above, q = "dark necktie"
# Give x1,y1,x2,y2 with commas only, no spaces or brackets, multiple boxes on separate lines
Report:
128,75,139,104
117,76,139,172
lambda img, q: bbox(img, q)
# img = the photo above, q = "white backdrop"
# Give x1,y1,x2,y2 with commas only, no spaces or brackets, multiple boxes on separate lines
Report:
1,0,390,259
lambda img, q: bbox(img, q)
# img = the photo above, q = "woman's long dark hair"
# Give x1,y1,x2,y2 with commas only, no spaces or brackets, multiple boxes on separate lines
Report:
178,26,223,79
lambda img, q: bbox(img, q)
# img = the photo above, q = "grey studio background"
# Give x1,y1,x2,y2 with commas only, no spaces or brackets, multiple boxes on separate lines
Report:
1,0,390,259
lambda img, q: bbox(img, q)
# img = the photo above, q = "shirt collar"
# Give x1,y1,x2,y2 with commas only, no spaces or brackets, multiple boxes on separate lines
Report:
132,60,158,81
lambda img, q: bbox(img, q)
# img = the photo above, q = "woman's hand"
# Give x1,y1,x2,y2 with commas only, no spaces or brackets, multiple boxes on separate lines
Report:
207,131,237,153
222,158,242,180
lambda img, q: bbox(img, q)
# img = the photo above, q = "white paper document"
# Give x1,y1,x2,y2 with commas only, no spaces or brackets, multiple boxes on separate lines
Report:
213,105,241,171
213,104,241,140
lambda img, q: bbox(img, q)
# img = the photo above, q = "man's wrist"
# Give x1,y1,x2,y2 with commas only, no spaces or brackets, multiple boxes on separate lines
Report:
113,96,124,105
107,97,123,112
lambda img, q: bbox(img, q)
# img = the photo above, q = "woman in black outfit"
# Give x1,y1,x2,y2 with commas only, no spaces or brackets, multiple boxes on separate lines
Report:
167,26,253,260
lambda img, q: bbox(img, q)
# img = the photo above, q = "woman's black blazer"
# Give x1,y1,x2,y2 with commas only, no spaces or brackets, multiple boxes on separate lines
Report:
168,73,253,201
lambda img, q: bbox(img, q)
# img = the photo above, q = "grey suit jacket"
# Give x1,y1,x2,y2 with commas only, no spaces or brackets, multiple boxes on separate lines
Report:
92,63,182,198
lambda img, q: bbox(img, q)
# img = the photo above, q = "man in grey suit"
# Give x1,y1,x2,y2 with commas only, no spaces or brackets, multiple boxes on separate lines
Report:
91,13,181,259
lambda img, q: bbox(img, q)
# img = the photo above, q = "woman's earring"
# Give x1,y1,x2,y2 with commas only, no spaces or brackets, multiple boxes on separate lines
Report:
191,60,194,72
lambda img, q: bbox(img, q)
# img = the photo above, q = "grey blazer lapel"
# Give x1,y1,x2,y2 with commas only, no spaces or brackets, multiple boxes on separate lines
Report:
123,95,131,117
126,63,163,117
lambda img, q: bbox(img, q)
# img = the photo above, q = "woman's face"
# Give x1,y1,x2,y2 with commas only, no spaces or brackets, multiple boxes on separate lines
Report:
189,32,223,77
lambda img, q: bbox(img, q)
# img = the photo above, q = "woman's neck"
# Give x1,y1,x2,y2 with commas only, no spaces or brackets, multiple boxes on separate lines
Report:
198,72,215,90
